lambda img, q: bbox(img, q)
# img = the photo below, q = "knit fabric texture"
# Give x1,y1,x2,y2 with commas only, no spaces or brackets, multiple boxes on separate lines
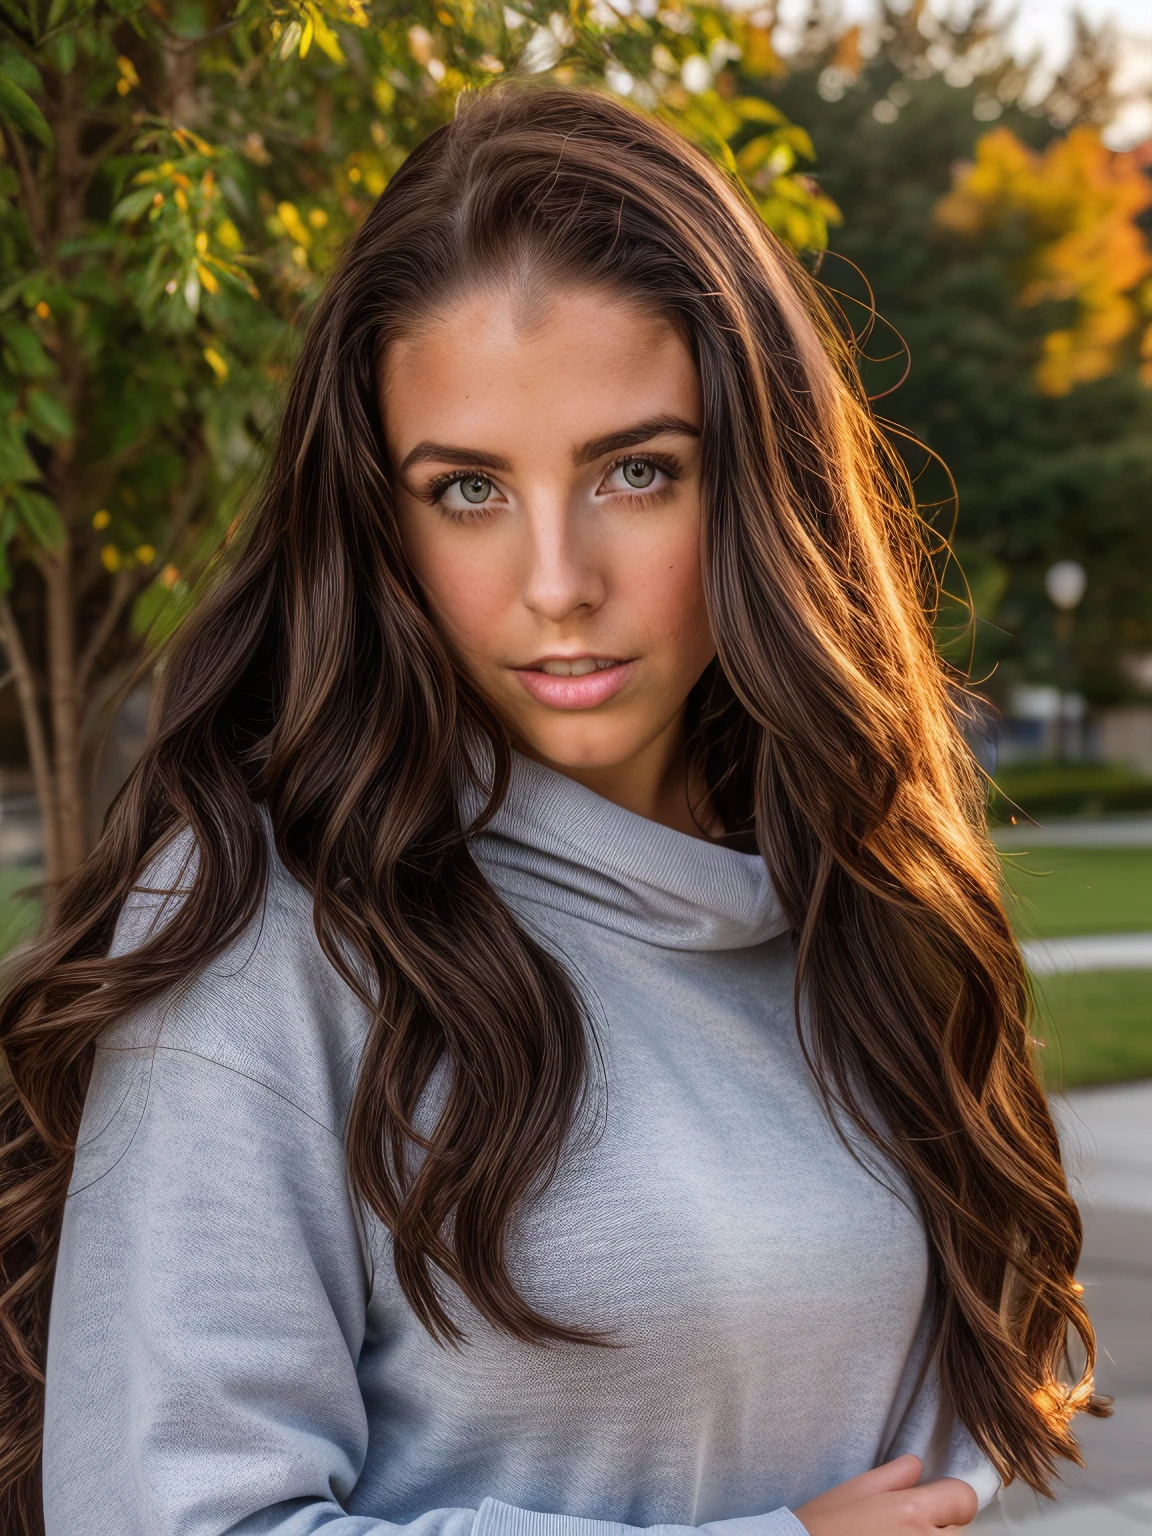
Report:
43,754,998,1534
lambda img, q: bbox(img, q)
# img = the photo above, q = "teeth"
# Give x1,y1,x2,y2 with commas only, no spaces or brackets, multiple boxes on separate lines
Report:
539,658,620,676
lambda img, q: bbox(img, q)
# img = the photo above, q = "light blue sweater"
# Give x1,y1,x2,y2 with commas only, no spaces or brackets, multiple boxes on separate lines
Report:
44,755,998,1534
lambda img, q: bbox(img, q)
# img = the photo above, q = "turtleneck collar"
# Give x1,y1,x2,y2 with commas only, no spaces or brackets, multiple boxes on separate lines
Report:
469,752,790,952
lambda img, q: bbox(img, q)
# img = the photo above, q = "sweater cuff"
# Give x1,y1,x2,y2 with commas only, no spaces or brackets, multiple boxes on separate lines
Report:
474,1499,810,1536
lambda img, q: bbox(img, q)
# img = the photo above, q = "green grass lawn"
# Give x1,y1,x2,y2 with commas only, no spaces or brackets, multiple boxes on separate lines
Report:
0,868,42,956
999,847,1152,939
1031,970,1152,1090
999,845,1152,1089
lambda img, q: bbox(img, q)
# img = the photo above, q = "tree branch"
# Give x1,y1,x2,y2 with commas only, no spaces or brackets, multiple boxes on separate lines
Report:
42,547,85,871
0,592,61,884
160,15,242,54
75,118,139,203
75,566,145,702
0,120,48,256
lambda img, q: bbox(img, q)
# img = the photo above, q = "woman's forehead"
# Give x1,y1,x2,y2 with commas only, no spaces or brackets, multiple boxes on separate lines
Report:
380,285,700,462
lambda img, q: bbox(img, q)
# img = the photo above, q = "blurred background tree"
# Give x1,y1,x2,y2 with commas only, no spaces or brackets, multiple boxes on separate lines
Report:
0,0,835,886
754,0,1152,707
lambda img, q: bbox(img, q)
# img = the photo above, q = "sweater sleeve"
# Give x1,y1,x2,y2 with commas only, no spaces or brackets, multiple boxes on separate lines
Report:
43,990,804,1536
880,1302,1001,1513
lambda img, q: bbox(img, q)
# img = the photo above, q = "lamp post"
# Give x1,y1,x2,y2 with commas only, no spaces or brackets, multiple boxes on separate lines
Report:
1044,560,1087,760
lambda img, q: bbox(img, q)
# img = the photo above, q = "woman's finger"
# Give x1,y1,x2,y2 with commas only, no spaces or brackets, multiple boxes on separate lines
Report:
908,1476,979,1527
795,1453,924,1519
853,1454,924,1496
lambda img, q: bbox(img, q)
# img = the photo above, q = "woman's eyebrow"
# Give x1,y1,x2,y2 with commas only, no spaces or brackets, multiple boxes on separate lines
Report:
575,415,700,466
399,442,514,474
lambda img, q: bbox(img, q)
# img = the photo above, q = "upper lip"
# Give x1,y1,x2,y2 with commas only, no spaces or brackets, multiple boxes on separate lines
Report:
516,654,630,671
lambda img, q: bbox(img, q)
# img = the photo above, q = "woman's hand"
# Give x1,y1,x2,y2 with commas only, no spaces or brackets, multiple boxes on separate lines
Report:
793,1454,979,1535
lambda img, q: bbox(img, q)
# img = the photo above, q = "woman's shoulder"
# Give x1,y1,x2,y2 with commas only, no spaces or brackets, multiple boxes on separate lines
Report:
100,820,373,1140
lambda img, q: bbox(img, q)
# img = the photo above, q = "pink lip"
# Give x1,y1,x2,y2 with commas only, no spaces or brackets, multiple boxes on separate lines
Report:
513,659,636,709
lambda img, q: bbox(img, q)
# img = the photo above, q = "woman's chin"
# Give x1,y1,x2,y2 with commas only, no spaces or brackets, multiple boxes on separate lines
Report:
510,715,664,779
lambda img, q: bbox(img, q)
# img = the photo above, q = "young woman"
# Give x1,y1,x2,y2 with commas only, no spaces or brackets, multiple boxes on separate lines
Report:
0,87,1103,1536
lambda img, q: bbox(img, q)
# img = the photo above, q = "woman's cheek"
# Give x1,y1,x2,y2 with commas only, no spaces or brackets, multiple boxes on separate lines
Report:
624,525,713,667
420,543,515,674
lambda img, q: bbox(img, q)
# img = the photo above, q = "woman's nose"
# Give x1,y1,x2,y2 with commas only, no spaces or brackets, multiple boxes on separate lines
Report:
520,498,606,624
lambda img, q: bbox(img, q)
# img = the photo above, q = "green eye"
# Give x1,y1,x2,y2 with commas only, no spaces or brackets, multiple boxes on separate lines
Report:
459,474,492,504
622,460,656,489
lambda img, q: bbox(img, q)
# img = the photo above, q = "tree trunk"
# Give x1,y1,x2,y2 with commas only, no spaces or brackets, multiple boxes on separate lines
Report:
43,546,85,875
0,594,62,887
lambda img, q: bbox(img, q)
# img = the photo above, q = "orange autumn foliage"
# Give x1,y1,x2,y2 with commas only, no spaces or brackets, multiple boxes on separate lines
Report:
936,125,1152,394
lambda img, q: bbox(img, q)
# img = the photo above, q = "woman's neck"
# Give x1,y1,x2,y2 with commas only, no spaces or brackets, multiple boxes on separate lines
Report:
519,715,718,840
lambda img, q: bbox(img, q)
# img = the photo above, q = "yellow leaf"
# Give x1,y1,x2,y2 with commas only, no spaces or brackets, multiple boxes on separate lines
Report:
299,13,314,57
936,126,1152,393
174,188,188,212
277,201,312,247
181,129,216,157
308,7,345,63
203,347,229,381
92,509,111,530
195,230,208,253
101,545,121,573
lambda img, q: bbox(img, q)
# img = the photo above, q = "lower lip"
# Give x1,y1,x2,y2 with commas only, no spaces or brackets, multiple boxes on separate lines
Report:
513,660,636,709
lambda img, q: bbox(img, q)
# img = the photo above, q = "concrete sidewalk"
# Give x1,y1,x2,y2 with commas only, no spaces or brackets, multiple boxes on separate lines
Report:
1022,935,1152,973
993,816,1152,850
975,1081,1152,1533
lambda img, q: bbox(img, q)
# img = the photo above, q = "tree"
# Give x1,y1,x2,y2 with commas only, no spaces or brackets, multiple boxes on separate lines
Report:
0,0,836,892
936,124,1152,396
757,4,1152,704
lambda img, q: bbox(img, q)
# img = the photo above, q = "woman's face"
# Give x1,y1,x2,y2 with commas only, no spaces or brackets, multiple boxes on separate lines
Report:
383,286,715,786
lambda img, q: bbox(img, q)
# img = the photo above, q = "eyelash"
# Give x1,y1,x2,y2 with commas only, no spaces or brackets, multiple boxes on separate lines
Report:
601,453,683,500
424,454,683,512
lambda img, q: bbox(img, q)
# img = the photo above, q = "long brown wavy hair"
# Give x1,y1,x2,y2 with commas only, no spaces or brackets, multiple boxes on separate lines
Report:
0,86,1104,1531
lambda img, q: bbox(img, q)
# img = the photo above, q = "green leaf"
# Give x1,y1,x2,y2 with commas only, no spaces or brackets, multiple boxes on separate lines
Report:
0,424,40,484
113,186,159,222
780,124,816,161
0,271,41,312
0,45,43,95
0,75,52,149
48,29,76,76
0,0,30,30
11,485,64,548
735,97,787,127
0,316,54,378
25,387,72,440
